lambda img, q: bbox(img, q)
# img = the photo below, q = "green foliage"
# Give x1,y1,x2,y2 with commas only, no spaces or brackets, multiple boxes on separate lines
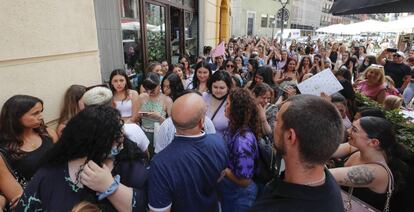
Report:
147,31,166,62
355,93,414,153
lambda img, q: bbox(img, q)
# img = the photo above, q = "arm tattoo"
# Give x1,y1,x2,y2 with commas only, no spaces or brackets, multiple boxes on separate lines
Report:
346,166,375,186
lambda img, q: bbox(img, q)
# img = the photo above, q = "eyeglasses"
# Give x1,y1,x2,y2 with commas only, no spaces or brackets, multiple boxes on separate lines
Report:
226,64,234,68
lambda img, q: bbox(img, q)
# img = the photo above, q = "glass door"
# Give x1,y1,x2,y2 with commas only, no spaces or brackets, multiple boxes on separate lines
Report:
170,7,182,64
145,2,167,62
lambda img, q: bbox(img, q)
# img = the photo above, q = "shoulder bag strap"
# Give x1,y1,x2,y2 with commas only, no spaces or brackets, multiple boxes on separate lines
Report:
211,95,227,121
365,161,394,212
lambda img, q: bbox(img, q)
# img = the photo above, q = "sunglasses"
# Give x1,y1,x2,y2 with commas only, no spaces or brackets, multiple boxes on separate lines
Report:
393,54,402,58
226,64,234,68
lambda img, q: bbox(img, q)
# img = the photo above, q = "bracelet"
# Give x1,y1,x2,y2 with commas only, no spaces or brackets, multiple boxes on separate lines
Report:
97,175,121,200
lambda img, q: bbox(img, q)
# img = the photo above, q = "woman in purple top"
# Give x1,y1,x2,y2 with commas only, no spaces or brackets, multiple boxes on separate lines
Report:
219,88,260,212
202,71,232,138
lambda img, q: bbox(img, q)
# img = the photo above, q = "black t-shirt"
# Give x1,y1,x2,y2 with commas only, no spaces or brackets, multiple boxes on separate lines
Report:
384,61,411,88
249,170,344,212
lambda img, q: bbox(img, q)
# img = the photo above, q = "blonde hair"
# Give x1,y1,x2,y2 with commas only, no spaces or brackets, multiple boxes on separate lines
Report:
71,201,100,212
363,65,385,84
384,95,402,111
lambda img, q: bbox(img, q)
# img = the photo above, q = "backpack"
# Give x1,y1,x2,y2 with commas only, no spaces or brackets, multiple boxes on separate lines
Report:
253,136,280,184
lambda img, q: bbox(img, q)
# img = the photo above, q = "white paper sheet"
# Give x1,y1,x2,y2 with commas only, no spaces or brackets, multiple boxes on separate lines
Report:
297,69,343,96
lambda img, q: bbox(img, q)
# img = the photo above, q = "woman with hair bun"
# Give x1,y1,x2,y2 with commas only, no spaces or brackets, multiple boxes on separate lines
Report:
330,116,410,211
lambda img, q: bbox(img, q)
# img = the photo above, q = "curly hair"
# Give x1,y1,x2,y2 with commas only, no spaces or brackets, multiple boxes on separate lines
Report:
227,88,261,139
0,95,48,158
41,105,123,166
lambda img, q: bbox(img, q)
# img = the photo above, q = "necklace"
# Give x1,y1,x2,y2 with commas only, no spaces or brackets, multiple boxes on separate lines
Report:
305,174,326,186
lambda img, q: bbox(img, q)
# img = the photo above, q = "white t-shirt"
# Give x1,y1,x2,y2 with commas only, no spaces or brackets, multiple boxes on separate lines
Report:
123,123,150,152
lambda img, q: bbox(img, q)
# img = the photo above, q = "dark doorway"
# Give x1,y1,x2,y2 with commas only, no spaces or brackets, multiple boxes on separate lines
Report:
170,6,183,64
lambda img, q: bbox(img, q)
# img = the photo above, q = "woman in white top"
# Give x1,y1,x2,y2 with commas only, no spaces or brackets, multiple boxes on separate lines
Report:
109,69,140,124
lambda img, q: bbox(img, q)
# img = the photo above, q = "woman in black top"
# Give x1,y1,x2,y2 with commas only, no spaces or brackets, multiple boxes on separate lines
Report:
0,95,57,209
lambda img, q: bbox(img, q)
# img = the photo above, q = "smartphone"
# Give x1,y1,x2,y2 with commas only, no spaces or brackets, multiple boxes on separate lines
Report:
138,111,150,115
386,48,398,53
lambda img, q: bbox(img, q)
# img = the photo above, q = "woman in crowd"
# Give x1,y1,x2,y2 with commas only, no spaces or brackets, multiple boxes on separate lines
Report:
358,46,367,66
247,65,276,93
56,84,86,137
212,55,225,72
161,73,184,102
275,57,298,95
276,50,288,71
187,61,213,93
252,83,277,136
16,105,148,211
297,55,313,82
139,72,172,155
385,76,400,97
109,69,140,124
138,62,162,93
233,55,245,74
329,43,339,68
220,88,260,212
310,54,323,74
357,55,377,78
242,58,259,85
171,63,187,87
178,55,193,79
202,71,232,138
0,95,57,209
330,116,409,211
355,65,386,103
223,59,243,86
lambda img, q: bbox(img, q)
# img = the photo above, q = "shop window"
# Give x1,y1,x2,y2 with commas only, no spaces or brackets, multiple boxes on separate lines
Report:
183,0,194,8
184,12,198,63
120,0,143,74
261,15,268,28
269,17,275,28
146,3,167,62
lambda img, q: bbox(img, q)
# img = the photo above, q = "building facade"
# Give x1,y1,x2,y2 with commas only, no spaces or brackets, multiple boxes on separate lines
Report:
231,0,291,38
290,0,322,35
0,0,229,124
320,0,367,27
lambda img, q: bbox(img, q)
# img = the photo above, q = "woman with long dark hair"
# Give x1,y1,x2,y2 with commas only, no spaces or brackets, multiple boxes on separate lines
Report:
297,55,313,82
161,73,184,102
247,65,275,91
0,95,57,209
187,61,213,93
15,105,148,211
330,116,410,211
109,69,140,124
220,88,261,211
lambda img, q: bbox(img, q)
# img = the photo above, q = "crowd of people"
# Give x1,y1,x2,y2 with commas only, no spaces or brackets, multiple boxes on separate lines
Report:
0,35,413,211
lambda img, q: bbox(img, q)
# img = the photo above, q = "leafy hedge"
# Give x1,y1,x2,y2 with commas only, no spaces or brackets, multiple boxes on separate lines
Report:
355,93,414,153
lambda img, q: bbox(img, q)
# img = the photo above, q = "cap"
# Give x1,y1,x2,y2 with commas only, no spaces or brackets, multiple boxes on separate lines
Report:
82,87,113,106
395,51,406,58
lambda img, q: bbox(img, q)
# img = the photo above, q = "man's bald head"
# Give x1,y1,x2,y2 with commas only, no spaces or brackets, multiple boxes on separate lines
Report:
172,93,206,131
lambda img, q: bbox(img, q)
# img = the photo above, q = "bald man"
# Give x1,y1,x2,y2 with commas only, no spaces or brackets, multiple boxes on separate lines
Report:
148,93,228,212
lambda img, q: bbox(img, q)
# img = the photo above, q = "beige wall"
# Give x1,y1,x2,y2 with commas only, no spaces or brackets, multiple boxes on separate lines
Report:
203,0,231,47
0,0,102,125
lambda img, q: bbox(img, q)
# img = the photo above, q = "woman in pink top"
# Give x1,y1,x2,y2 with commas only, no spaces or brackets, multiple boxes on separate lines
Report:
355,65,386,103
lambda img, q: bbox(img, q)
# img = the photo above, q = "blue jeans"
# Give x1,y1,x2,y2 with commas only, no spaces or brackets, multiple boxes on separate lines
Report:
219,177,258,212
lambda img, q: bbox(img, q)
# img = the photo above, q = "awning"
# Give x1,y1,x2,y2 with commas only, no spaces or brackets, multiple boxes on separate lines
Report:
330,0,414,15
